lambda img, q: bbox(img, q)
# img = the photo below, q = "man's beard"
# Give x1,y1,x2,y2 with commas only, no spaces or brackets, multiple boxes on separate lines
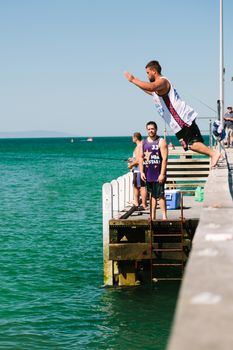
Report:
149,76,155,82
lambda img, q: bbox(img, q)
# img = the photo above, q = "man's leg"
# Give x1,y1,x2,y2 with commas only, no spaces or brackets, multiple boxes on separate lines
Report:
140,186,147,209
190,141,221,167
151,196,157,220
230,130,233,147
226,129,230,147
159,196,167,220
133,186,140,206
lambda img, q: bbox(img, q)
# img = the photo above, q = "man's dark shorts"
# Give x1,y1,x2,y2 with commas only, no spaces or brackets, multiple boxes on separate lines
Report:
133,172,146,188
176,120,204,151
146,181,165,199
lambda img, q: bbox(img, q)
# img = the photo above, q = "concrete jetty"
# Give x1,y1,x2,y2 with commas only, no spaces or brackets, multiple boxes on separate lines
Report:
167,148,233,350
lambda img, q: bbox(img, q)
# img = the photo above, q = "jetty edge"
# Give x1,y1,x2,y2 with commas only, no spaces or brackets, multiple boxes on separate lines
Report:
167,148,233,350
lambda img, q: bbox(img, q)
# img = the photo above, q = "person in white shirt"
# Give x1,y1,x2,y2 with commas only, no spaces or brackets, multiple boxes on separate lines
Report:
224,106,233,148
124,60,220,167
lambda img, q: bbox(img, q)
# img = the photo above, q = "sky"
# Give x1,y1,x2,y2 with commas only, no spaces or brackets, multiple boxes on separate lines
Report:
0,0,233,137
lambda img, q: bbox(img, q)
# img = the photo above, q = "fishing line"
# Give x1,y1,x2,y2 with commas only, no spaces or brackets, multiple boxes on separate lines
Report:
190,95,217,114
78,155,128,161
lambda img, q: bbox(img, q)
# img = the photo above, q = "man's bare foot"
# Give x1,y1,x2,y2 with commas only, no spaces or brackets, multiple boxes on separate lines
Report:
162,216,168,221
211,151,221,168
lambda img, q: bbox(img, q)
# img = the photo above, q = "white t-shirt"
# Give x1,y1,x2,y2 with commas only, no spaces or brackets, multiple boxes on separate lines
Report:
152,77,197,133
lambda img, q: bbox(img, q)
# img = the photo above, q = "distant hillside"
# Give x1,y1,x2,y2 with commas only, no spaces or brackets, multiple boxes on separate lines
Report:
0,131,76,138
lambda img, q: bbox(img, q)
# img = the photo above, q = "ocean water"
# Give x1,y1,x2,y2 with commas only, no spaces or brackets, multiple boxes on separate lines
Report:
0,137,181,350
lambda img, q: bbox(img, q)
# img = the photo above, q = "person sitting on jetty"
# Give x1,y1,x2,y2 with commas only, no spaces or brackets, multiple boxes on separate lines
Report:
223,106,233,148
124,60,221,168
128,132,147,209
139,121,168,220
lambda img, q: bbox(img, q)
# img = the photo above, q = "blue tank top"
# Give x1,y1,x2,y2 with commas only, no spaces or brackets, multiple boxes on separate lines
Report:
142,137,162,182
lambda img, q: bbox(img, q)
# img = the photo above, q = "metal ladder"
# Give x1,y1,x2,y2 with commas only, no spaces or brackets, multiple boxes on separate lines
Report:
150,194,185,282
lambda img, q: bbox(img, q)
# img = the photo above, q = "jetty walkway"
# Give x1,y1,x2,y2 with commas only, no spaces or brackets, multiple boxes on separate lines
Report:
167,147,233,350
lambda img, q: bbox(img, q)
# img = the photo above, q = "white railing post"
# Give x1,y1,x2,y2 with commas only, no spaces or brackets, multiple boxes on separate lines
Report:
102,183,113,286
111,179,119,216
117,176,126,211
128,171,134,203
124,173,130,206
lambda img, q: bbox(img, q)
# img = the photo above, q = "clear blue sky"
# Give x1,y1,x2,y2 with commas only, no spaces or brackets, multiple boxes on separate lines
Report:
0,0,232,136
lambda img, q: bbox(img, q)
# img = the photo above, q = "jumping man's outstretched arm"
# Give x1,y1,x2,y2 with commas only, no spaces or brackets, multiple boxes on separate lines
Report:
124,71,169,94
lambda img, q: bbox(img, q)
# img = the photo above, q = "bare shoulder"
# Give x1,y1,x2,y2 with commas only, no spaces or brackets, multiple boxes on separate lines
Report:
160,76,169,83
156,76,170,94
159,137,167,147
135,142,143,156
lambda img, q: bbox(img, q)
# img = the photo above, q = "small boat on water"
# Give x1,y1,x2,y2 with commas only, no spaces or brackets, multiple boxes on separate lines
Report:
87,137,93,142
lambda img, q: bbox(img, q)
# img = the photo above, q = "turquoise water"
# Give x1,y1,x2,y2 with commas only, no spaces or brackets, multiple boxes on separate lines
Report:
0,137,180,350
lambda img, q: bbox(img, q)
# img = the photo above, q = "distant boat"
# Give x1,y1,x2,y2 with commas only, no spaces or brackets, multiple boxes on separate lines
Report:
70,138,74,143
87,137,93,142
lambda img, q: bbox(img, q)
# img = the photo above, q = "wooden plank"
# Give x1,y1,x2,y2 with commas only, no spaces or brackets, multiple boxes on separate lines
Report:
109,219,150,226
166,177,207,181
167,163,210,171
168,159,210,163
166,183,205,189
167,172,209,176
109,218,185,226
109,243,150,260
168,147,210,157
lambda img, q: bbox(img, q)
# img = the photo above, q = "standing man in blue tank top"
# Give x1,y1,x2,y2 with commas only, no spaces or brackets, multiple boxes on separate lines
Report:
124,60,221,168
139,121,168,220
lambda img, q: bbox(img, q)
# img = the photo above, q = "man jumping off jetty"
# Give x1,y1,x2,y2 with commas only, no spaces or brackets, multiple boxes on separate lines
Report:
124,60,221,167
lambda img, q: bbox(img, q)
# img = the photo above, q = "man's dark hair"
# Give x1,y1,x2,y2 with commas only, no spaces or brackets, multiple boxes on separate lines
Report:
145,60,162,74
146,121,157,130
133,132,142,141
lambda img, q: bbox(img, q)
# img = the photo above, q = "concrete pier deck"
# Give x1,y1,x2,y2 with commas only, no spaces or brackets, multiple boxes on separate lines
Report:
118,195,203,221
167,148,233,350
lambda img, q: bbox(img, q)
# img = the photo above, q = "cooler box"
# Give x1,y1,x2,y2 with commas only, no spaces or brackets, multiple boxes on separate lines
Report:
165,190,181,210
